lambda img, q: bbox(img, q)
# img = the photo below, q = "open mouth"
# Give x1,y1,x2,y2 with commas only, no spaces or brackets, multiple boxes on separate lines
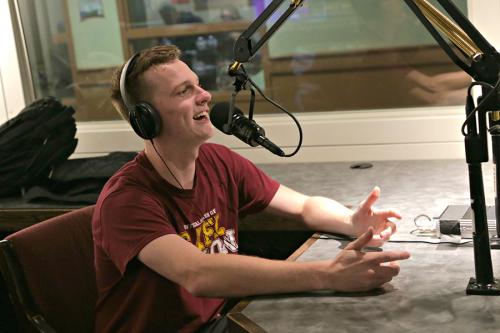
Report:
193,112,208,121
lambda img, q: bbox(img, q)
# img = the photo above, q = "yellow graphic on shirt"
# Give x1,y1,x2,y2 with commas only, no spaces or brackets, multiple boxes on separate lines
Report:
178,209,237,254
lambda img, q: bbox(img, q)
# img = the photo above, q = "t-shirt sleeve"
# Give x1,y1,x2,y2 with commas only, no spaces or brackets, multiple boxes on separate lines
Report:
98,189,175,274
225,148,280,217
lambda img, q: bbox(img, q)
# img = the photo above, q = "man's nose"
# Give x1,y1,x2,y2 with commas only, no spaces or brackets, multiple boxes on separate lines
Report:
197,86,211,105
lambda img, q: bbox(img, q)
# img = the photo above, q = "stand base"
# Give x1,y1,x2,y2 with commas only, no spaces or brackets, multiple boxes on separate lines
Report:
490,236,500,249
466,278,500,295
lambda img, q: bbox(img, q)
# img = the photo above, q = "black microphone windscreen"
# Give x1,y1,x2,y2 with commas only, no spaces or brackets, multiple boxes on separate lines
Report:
210,102,242,133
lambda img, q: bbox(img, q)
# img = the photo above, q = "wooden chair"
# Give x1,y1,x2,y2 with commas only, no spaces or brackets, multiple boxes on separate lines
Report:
0,206,96,333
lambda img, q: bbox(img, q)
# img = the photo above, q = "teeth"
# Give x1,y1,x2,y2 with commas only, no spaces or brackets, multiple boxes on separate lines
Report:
193,112,207,120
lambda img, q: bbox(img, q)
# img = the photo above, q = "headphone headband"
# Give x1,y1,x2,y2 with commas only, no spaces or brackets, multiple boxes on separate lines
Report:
119,52,140,110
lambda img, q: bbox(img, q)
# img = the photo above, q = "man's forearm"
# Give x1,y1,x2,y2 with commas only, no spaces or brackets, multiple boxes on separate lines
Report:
264,186,354,235
187,252,329,298
301,196,354,236
140,231,409,299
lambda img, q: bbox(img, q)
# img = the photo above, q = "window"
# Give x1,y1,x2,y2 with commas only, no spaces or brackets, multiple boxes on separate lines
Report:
13,0,469,123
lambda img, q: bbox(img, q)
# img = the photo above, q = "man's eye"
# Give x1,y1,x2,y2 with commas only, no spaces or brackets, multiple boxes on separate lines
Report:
178,87,191,96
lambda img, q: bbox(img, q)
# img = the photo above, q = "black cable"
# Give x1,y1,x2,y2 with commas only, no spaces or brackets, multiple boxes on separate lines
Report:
150,139,184,190
150,140,208,218
312,234,473,246
241,65,303,157
461,78,499,136
388,239,473,245
460,81,491,135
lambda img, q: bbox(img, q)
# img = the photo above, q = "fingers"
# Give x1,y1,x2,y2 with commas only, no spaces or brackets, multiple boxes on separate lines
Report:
377,209,402,221
379,225,393,239
365,235,385,248
366,224,395,247
345,228,373,251
359,186,380,211
366,257,406,288
365,250,411,265
386,220,397,234
372,264,401,286
346,224,398,250
331,245,410,292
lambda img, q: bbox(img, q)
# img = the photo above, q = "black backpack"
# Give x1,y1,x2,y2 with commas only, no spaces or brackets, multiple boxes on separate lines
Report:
0,97,78,197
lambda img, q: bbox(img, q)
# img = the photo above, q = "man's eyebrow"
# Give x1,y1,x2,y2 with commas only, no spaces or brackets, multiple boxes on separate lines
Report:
172,80,190,91
172,78,200,92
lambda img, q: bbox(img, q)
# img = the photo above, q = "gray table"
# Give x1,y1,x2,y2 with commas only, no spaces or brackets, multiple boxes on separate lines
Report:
229,159,500,333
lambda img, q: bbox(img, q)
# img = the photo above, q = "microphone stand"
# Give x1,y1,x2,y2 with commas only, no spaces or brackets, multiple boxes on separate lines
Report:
463,90,500,295
489,113,500,249
404,0,500,295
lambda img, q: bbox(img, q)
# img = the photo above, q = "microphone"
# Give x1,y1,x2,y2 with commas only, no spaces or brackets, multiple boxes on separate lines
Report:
210,102,285,157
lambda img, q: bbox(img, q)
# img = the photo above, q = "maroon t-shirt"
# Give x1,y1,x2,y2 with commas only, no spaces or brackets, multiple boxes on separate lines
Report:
92,143,280,333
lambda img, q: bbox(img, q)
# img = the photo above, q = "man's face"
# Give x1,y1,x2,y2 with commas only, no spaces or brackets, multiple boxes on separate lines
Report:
142,59,213,146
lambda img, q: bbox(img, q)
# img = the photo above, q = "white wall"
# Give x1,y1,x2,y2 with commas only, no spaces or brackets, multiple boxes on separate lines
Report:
468,0,500,48
1,0,498,163
75,106,466,163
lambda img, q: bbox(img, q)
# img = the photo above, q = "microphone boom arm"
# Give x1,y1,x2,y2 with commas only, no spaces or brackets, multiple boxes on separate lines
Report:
403,0,500,83
223,0,305,153
229,0,305,75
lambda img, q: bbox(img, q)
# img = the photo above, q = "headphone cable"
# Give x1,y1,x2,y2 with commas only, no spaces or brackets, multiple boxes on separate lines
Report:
150,140,212,220
150,139,185,190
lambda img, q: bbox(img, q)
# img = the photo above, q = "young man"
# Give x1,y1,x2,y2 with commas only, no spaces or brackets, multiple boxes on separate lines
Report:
92,45,410,333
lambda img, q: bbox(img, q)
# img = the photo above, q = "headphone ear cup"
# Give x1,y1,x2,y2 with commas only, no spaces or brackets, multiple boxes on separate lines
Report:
129,103,162,140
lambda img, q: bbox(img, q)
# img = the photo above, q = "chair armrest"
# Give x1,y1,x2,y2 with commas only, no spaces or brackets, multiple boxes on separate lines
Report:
0,240,57,333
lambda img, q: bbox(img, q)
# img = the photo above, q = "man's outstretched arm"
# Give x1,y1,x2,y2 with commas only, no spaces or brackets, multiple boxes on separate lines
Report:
264,185,401,246
138,228,410,298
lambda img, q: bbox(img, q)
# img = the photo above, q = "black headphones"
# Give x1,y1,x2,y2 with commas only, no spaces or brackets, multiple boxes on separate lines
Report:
119,52,162,140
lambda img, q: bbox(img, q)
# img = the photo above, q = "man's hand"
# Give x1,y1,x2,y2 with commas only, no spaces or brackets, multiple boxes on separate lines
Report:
350,186,401,247
328,228,410,292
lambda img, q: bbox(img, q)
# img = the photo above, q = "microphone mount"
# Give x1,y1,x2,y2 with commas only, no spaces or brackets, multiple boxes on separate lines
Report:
224,64,256,134
229,64,248,93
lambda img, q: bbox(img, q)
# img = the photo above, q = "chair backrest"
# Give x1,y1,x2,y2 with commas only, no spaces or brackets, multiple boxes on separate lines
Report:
0,206,96,333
